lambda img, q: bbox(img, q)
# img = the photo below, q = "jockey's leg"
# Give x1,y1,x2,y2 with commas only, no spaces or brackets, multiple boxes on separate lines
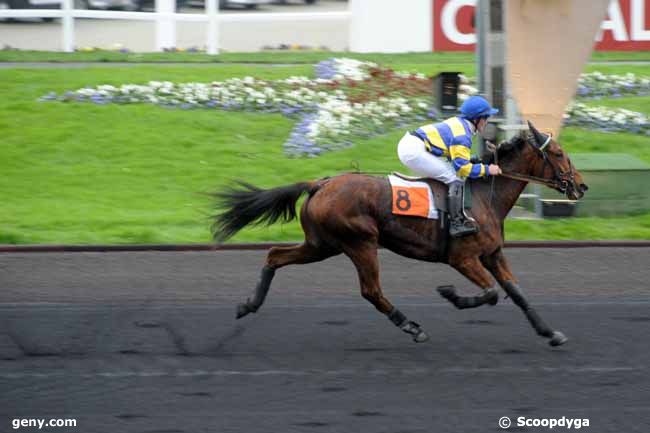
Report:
448,180,479,238
438,256,499,309
481,249,568,346
236,243,338,319
343,239,428,343
398,133,478,237
398,133,451,182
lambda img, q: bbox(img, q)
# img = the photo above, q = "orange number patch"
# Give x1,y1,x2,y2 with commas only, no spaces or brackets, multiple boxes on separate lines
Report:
391,186,431,218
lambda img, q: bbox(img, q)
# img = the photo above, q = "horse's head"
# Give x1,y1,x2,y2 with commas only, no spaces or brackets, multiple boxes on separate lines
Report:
525,121,588,200
496,121,588,200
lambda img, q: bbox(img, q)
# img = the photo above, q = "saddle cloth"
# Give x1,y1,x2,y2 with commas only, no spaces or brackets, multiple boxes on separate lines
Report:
388,174,438,219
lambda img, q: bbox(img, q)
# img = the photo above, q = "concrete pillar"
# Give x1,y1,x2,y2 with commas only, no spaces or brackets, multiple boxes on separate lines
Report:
156,0,176,51
205,0,219,55
62,0,74,53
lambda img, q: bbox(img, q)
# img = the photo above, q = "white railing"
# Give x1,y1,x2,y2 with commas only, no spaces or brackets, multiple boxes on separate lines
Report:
0,0,352,54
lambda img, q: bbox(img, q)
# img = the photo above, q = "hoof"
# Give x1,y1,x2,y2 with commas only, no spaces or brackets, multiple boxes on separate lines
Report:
236,303,251,319
401,321,429,343
437,285,456,300
485,287,499,306
549,331,568,347
413,330,429,343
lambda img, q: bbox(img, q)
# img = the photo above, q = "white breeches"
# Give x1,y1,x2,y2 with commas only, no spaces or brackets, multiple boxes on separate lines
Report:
397,132,460,185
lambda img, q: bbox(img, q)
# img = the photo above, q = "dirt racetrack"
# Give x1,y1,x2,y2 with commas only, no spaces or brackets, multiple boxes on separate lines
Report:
1,247,649,432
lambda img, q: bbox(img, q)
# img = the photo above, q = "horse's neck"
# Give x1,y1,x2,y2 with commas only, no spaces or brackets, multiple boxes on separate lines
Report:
490,148,539,220
492,176,529,220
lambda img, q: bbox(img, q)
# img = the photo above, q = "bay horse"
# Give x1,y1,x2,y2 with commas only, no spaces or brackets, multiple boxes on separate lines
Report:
212,121,588,346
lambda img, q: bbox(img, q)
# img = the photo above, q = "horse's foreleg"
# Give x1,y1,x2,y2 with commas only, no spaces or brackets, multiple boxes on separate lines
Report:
344,242,428,343
438,257,499,309
482,249,568,346
236,243,337,319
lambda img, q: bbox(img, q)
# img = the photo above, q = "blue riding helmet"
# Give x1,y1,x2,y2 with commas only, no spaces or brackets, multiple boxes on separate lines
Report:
460,96,499,119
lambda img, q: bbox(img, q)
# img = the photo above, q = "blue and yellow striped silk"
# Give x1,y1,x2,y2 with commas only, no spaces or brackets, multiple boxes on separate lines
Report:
413,116,488,179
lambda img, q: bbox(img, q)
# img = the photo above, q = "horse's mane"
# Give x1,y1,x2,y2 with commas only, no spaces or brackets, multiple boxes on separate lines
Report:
483,131,531,165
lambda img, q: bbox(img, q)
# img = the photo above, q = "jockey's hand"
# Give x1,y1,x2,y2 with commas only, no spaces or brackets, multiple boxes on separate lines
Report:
488,164,502,176
485,140,497,153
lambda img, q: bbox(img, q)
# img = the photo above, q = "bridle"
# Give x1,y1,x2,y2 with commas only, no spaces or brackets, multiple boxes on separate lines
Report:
499,134,575,194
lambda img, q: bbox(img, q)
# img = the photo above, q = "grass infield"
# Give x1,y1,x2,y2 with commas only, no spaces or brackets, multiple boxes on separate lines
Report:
1,55,649,244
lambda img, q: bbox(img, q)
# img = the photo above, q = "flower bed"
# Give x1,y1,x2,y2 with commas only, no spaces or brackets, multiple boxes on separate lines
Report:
285,59,445,155
577,71,650,98
43,62,649,156
43,58,453,156
564,102,649,135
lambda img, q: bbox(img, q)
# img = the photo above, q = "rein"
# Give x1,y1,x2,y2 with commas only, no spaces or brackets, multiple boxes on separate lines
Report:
488,141,497,205
499,170,563,189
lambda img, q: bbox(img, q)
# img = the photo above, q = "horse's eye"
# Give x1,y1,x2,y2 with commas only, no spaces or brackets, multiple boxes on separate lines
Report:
553,151,564,158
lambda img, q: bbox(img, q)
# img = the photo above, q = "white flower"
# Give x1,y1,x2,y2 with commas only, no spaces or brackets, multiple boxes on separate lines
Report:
459,84,478,95
98,84,117,92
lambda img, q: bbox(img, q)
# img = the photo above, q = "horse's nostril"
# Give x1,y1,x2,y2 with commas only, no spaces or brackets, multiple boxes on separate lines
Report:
579,184,588,193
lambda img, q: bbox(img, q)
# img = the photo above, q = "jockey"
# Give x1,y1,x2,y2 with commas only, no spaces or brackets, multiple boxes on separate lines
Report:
397,95,502,238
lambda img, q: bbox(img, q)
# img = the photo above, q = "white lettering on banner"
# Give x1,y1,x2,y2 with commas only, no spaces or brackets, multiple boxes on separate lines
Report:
596,0,629,41
441,0,477,45
631,0,650,40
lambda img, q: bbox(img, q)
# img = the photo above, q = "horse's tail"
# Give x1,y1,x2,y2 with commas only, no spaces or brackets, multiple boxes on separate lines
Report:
211,180,322,243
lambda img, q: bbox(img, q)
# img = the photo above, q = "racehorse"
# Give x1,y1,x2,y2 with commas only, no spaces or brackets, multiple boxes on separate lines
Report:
212,121,588,346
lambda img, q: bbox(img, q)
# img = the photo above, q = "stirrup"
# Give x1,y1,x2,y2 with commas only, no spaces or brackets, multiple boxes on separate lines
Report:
462,209,477,223
450,219,479,238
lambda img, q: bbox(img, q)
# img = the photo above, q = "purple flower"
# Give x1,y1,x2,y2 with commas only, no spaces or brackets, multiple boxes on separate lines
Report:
314,59,338,80
90,94,106,104
284,113,323,156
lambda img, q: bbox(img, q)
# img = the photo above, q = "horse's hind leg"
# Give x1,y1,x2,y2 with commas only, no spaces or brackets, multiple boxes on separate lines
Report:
344,241,429,343
437,257,499,309
236,242,337,319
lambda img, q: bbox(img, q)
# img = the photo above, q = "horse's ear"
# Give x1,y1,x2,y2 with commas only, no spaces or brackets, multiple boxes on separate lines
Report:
527,120,550,149
517,129,528,142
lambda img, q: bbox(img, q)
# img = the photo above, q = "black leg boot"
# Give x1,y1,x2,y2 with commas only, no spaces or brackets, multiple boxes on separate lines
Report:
448,181,479,238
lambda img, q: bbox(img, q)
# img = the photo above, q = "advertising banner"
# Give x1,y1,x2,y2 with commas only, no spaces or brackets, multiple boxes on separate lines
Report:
433,0,650,51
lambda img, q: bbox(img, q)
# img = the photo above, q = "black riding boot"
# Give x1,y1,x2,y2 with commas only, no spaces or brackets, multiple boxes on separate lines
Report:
448,181,478,238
